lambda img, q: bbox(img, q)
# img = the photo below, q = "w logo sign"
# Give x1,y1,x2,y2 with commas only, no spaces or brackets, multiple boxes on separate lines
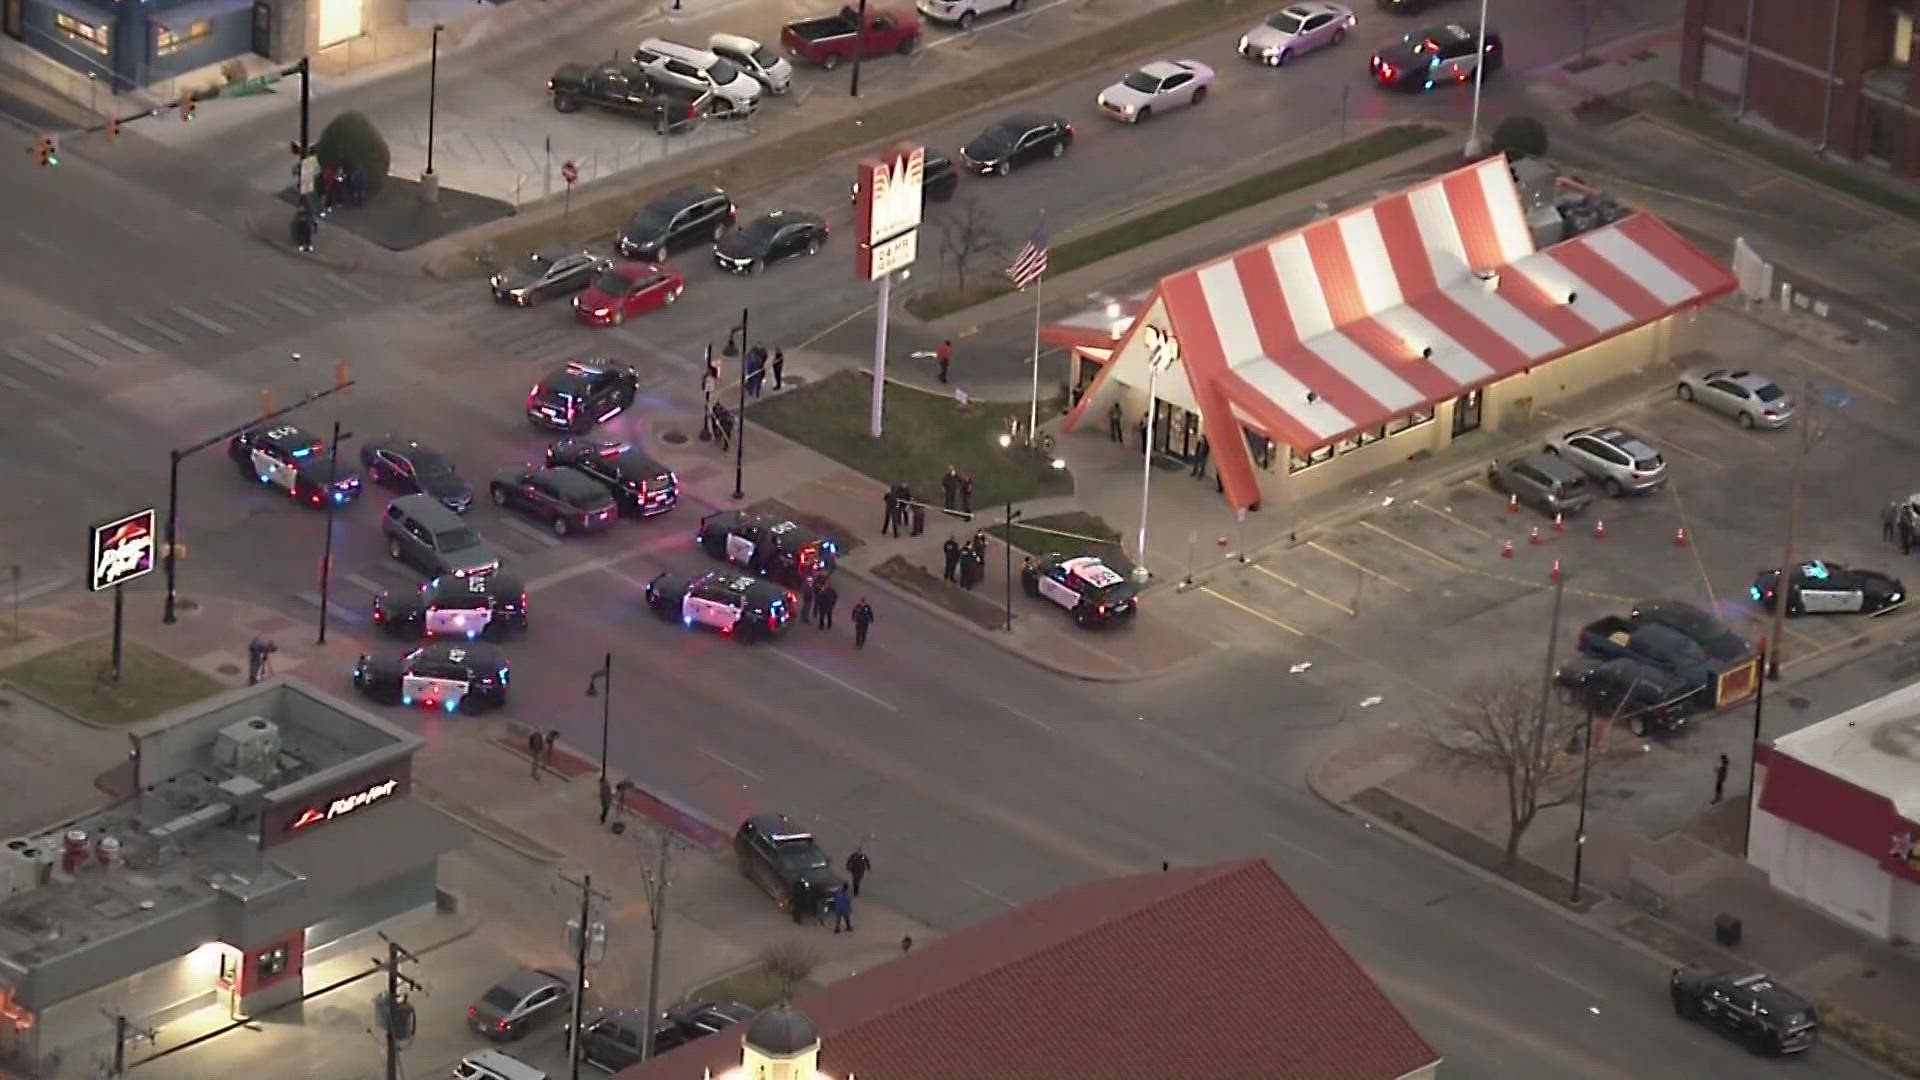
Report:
859,144,924,247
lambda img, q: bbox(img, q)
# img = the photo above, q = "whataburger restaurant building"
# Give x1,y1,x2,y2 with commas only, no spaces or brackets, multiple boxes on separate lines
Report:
1058,156,1739,510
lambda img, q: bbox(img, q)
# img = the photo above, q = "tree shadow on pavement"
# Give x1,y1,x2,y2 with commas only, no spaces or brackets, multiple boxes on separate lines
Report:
278,176,513,251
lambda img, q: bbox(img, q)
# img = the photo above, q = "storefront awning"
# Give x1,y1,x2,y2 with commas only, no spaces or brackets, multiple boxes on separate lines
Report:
271,797,467,897
1156,157,1738,453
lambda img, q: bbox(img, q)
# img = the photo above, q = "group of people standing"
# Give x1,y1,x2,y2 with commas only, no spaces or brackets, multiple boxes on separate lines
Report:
796,574,877,647
943,530,992,590
743,344,786,400
289,162,368,254
791,847,873,932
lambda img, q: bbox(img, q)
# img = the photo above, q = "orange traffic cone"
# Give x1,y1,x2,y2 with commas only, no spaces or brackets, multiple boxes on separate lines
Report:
1674,527,1688,548
1529,525,1542,545
1550,559,1562,581
1502,538,1514,558
1553,512,1565,533
1508,493,1519,513
1593,519,1607,540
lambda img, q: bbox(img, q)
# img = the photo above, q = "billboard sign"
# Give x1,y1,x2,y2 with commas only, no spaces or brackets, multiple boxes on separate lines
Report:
855,144,924,282
89,508,157,592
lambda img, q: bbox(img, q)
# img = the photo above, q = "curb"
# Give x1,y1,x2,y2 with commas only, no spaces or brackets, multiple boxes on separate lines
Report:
418,787,569,864
243,208,368,272
0,679,128,732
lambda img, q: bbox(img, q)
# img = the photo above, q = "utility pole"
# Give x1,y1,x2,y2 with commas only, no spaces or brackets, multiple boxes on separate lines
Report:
372,933,423,1080
1743,641,1770,857
1535,570,1569,740
1002,503,1021,633
317,420,354,645
562,872,610,1079
101,1010,155,1078
1766,382,1819,680
636,825,685,1062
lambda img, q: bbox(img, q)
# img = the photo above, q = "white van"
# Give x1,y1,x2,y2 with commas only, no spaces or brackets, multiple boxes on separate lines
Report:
709,33,793,95
453,1050,548,1080
634,39,762,117
917,0,1023,30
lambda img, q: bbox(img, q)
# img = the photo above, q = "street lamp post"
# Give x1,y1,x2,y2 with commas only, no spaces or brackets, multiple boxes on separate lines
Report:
723,310,750,500
849,0,869,98
316,421,354,645
586,654,612,790
1002,503,1022,632
421,25,444,203
1569,699,1595,904
1742,641,1769,857
1464,0,1491,155
1766,383,1819,680
1133,326,1180,584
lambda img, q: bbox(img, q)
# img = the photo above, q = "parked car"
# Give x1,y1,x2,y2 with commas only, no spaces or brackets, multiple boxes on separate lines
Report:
490,466,621,537
633,38,761,117
918,0,1020,31
1021,554,1139,628
1369,22,1502,91
646,570,797,640
1238,2,1355,66
780,4,920,69
469,968,576,1041
1376,0,1457,12
373,572,528,640
709,32,793,94
453,1049,546,1080
360,437,473,513
1543,425,1666,496
734,813,844,910
850,150,959,204
490,248,608,306
353,641,510,713
573,262,685,326
1097,60,1214,123
617,186,736,261
1671,969,1819,1055
696,510,840,585
571,1001,755,1069
959,113,1073,175
713,209,829,274
382,493,502,579
1486,452,1592,515
1555,656,1697,737
546,438,679,517
526,360,640,434
1676,368,1794,429
548,60,710,132
1752,559,1905,616
1577,615,1714,689
1629,600,1752,663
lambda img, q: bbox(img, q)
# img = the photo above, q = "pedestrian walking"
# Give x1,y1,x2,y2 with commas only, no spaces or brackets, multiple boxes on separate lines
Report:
971,530,989,563
942,466,961,511
1191,435,1211,478
527,730,546,780
851,597,875,647
598,775,614,825
943,536,962,582
772,348,786,390
291,203,316,253
961,548,981,590
1884,502,1899,544
1902,514,1915,557
1108,402,1123,443
817,581,839,630
831,883,854,933
897,483,915,531
959,474,974,515
847,847,871,896
801,576,817,622
745,349,766,400
1712,753,1730,804
882,487,901,537
935,339,952,384
910,499,927,537
1136,415,1149,452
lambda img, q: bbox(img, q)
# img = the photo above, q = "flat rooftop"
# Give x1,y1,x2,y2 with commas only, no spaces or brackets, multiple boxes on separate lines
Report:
0,678,420,976
1774,679,1920,820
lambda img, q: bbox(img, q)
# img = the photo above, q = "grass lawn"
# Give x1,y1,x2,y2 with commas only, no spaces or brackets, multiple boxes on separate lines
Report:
687,963,824,1012
751,370,1074,508
1636,85,1920,225
989,511,1129,570
3,637,224,726
905,123,1448,319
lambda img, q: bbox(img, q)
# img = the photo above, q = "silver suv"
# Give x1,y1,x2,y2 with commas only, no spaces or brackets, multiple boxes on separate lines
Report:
382,494,503,579
1543,426,1666,496
1488,453,1593,516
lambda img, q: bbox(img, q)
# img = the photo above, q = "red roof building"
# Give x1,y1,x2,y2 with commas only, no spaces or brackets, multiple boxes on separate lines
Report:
1058,155,1737,511
619,859,1440,1080
1750,680,1920,943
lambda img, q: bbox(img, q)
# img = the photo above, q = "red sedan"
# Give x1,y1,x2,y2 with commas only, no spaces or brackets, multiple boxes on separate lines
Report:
573,264,684,326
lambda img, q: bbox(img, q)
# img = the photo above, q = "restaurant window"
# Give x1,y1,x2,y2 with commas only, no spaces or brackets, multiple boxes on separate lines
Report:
1386,408,1435,436
256,945,289,979
55,12,107,52
1289,444,1334,474
157,18,213,55
1334,435,1359,455
1354,425,1386,447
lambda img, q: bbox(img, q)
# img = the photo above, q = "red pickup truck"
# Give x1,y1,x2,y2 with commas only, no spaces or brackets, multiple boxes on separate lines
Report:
780,4,922,69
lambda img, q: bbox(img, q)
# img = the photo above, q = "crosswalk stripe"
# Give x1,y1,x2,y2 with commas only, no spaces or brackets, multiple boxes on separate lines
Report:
346,571,390,594
0,367,25,391
6,347,66,378
272,295,317,318
45,333,109,367
295,592,367,622
214,297,271,325
173,305,231,335
296,286,336,306
132,314,189,344
326,273,382,303
88,324,153,355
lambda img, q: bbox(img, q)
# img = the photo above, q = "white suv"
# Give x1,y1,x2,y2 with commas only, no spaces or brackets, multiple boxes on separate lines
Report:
918,0,1023,30
633,39,761,117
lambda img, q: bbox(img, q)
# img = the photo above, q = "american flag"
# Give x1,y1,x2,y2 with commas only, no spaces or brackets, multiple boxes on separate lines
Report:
1005,226,1048,290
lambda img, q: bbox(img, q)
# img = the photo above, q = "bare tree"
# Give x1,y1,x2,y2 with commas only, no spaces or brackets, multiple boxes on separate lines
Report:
938,197,1004,292
1422,671,1585,870
757,940,821,1005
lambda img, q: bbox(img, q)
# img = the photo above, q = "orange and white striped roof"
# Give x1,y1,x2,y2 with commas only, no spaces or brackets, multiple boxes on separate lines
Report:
1158,156,1737,451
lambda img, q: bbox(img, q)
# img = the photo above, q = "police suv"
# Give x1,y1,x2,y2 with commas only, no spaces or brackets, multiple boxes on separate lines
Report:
352,642,510,713
373,573,529,640
1021,554,1139,628
1751,559,1905,616
228,424,363,507
645,570,796,640
695,510,838,585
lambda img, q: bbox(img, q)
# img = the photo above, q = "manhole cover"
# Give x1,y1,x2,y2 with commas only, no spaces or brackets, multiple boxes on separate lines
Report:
216,663,241,676
661,430,689,445
1787,696,1811,710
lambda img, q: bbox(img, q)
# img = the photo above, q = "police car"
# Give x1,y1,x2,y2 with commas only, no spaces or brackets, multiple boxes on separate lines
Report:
1021,554,1139,627
695,510,838,585
545,439,680,517
645,570,796,640
1750,559,1905,616
228,424,363,507
372,573,529,640
352,641,510,713
527,361,640,433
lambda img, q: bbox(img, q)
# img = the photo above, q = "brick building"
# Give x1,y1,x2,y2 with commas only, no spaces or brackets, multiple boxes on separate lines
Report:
1680,0,1920,173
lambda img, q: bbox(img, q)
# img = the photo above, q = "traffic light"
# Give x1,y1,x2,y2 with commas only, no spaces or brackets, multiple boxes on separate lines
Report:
31,133,57,166
179,92,195,121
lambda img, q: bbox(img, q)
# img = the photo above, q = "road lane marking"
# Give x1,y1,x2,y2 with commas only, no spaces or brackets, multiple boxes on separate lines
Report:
1252,562,1356,617
772,649,899,712
1739,176,1783,198
499,517,565,548
13,577,72,603
1374,972,1636,1079
130,314,188,344
294,592,365,622
1360,520,1466,571
172,305,231,335
1262,830,1331,866
1307,540,1412,592
87,325,151,355
346,572,390,594
993,699,1055,732
0,367,23,391
325,273,381,302
1532,962,1601,998
1196,586,1304,636
271,295,317,318
698,745,764,782
44,333,108,367
1358,521,1631,602
213,297,271,325
5,347,64,378
525,536,690,594
1785,346,1898,407
1414,498,1494,538
961,879,1019,908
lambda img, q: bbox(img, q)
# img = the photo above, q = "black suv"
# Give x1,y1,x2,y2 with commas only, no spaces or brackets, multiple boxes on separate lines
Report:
618,186,737,261
573,1002,755,1069
527,360,640,433
1671,970,1819,1056
546,439,679,517
734,814,843,911
697,510,839,585
490,466,620,536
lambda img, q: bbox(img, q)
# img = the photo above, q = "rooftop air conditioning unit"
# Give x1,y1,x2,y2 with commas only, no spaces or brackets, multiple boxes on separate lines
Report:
1475,268,1501,293
213,717,282,783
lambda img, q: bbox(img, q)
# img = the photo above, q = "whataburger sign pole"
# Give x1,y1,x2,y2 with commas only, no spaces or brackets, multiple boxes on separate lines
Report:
855,144,924,438
88,508,158,684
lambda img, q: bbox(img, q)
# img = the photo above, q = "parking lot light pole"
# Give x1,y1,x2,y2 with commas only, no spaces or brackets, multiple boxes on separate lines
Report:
1464,0,1491,156
723,309,749,500
586,654,612,789
316,422,354,645
1742,641,1769,858
1569,699,1596,904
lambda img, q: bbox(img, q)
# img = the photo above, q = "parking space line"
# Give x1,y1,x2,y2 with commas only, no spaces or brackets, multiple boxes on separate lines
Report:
1785,347,1898,407
1666,481,1717,610
1415,497,1495,539
1307,540,1413,593
130,314,188,344
1251,563,1355,617
1359,521,1632,602
1197,587,1304,637
1651,433,1724,469
1360,521,1466,571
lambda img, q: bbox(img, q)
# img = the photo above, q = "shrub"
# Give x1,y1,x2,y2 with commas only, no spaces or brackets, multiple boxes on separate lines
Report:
1491,115,1549,160
316,111,390,194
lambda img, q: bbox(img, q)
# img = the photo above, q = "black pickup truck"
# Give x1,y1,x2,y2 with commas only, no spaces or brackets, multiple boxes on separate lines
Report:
549,61,709,132
1577,614,1714,689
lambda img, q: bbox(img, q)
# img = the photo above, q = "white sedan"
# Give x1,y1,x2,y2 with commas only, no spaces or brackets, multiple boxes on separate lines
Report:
1238,1,1355,67
1096,60,1214,123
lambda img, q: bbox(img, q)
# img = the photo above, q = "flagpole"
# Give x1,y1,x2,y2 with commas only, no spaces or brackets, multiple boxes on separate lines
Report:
1027,211,1045,448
